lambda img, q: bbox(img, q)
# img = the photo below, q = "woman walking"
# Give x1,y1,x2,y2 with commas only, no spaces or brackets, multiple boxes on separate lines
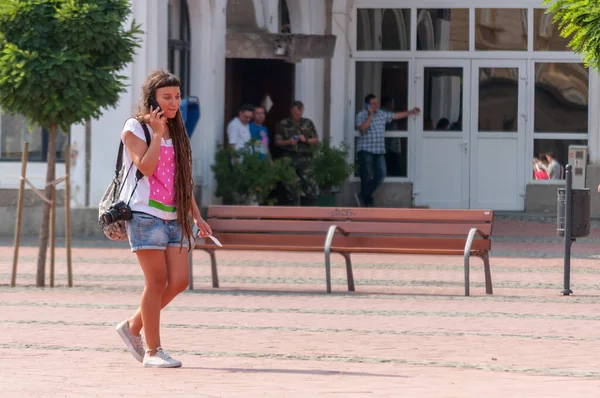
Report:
115,69,212,368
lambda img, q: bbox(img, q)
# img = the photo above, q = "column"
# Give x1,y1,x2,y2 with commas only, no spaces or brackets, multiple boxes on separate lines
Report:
329,0,351,147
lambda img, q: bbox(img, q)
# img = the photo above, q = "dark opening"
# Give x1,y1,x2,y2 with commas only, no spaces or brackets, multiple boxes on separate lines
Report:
224,58,295,158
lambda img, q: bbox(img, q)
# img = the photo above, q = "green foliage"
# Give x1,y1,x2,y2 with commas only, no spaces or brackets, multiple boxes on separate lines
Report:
311,140,354,192
545,0,600,69
0,0,142,130
212,142,299,205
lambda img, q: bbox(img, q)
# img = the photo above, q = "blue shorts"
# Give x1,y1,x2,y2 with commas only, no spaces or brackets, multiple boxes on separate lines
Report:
125,212,189,252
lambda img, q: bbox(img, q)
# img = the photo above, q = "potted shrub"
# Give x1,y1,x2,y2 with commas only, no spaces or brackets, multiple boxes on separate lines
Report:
212,142,298,205
311,140,354,207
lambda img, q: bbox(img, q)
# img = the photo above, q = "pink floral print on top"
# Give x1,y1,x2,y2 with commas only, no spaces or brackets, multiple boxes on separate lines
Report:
148,145,176,212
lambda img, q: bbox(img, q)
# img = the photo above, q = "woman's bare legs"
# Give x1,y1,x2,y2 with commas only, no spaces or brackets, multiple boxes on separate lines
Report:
128,247,190,339
135,250,168,354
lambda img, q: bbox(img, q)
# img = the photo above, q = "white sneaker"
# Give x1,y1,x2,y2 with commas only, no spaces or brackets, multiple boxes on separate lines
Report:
116,320,145,363
143,348,182,368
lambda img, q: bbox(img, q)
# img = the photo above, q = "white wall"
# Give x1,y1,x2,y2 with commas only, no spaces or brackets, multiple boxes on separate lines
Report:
84,0,170,207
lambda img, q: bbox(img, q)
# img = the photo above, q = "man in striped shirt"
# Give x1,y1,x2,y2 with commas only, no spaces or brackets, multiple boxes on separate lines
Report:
356,94,420,207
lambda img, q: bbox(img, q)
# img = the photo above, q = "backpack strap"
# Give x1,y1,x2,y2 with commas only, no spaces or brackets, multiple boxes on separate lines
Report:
136,122,152,181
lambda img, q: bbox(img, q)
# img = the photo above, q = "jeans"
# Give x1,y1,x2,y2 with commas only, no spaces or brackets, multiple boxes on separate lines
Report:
357,150,387,207
125,212,188,252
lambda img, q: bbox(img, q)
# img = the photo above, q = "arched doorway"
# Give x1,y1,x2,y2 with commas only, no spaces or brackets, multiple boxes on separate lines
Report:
168,0,191,97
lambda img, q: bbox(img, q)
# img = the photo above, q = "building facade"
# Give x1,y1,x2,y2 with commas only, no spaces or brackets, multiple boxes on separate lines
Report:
1,0,599,214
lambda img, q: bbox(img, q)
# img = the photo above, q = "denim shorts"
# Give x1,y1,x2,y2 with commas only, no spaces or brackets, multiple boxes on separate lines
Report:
125,212,189,252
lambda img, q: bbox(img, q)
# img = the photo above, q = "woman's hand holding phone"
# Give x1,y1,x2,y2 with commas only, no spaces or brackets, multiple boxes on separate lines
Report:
148,103,166,138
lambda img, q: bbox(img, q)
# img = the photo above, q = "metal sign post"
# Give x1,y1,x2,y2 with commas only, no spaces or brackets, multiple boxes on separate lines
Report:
561,164,574,296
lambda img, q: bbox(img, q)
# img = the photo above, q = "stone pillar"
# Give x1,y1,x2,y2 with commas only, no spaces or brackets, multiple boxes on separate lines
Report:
330,0,351,147
187,0,227,207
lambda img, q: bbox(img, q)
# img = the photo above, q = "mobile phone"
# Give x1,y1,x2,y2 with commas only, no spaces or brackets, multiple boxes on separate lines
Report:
365,102,370,110
150,97,163,113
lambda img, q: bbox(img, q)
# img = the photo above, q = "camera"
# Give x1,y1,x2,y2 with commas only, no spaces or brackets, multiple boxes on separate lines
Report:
101,201,133,225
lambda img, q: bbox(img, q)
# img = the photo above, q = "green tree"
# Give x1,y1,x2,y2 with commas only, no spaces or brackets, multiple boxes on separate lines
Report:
0,0,142,286
545,0,600,69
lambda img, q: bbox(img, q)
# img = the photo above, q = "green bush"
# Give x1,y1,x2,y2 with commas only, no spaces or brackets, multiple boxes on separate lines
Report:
212,142,298,205
311,140,354,193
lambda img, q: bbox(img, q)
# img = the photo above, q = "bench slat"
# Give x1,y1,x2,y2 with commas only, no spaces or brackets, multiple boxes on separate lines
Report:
207,219,492,237
208,206,494,223
195,244,484,256
197,233,491,251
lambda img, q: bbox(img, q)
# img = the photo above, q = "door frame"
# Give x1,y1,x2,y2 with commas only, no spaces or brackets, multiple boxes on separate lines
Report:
414,58,471,208
470,59,528,210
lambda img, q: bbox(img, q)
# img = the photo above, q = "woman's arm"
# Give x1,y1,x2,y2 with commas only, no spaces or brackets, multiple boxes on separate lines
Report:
190,186,213,236
123,108,166,177
123,132,162,177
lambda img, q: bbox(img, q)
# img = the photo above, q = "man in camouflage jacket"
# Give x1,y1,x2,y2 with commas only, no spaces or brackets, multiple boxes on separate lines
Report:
276,101,319,205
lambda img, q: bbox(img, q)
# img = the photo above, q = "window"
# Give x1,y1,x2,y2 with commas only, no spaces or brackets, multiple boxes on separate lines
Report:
417,9,469,51
354,61,409,178
534,63,588,133
478,67,519,132
534,9,573,51
0,111,68,162
279,0,290,33
533,139,586,181
532,63,588,181
422,67,463,132
475,9,527,51
168,0,191,97
357,9,411,51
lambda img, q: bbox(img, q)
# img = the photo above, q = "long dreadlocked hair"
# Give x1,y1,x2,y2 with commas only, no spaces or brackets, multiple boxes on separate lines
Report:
136,69,194,251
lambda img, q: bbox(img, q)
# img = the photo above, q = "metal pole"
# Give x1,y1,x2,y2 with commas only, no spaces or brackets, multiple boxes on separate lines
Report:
11,142,29,287
65,146,73,287
561,164,573,296
188,249,193,290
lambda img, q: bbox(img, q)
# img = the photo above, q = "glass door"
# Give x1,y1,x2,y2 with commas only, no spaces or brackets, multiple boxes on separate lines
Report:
414,59,471,208
470,60,527,210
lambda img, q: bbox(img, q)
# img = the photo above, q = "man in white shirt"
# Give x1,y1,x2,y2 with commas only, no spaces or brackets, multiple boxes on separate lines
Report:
227,103,254,151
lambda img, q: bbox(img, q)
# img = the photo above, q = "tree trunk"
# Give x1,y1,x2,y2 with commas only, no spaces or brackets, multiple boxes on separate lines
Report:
36,125,58,287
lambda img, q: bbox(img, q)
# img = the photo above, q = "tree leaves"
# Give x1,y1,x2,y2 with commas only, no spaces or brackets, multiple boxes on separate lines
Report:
545,0,600,69
0,0,142,130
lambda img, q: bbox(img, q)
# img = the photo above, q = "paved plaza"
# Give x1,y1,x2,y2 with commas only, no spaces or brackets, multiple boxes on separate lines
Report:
2,218,600,397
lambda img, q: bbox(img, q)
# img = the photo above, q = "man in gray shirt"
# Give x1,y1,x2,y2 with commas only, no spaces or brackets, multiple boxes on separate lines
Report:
356,94,420,207
546,152,564,180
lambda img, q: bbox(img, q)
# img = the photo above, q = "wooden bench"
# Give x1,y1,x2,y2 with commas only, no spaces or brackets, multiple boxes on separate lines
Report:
193,206,494,296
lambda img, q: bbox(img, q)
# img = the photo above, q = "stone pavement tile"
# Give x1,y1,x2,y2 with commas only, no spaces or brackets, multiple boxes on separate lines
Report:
4,321,598,375
3,303,600,343
2,349,600,398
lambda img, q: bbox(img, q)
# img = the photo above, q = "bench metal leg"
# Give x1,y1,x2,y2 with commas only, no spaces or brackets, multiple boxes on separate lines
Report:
188,250,194,290
207,249,219,288
325,251,332,294
324,225,338,293
342,253,355,292
482,253,493,295
463,228,478,297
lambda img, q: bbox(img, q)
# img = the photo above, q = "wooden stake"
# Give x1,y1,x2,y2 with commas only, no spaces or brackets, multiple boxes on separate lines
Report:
49,183,56,288
11,142,29,287
65,146,73,287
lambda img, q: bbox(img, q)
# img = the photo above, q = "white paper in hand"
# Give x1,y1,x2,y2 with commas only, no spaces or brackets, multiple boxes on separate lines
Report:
193,224,223,247
208,235,223,247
